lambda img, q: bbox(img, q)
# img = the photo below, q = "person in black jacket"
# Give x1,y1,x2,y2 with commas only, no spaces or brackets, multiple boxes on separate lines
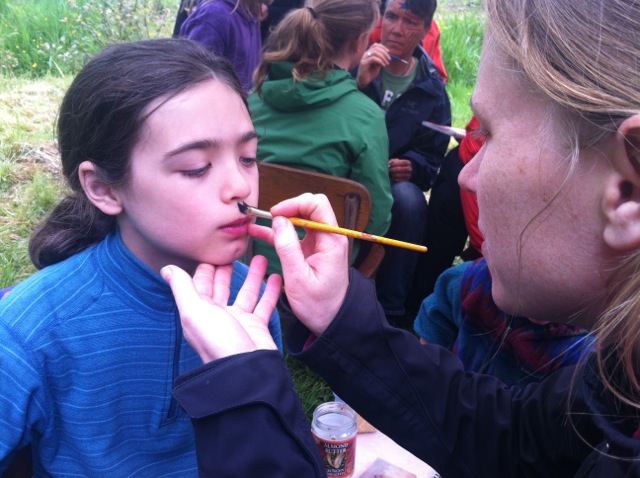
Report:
165,0,640,475
353,0,451,325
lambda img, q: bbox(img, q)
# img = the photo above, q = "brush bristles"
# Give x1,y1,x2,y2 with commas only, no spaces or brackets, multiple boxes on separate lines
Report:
237,202,273,219
238,201,250,214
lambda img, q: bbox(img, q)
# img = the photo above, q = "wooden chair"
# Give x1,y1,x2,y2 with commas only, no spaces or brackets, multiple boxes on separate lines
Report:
246,162,385,279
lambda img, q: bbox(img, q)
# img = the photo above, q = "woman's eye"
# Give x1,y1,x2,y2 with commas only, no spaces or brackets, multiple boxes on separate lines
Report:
240,157,258,166
470,127,489,142
181,164,211,177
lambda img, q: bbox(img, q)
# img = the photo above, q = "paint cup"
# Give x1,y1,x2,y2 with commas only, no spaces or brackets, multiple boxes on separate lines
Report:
311,401,357,477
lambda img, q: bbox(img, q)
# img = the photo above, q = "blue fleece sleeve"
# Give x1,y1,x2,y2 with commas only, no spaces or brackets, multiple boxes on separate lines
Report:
0,321,48,472
413,261,469,348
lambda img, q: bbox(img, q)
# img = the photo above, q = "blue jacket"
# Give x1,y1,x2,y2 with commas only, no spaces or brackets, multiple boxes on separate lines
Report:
0,231,281,475
414,259,595,385
356,46,452,190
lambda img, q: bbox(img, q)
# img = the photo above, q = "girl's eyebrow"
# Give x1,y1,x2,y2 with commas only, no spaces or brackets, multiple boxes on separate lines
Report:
165,139,217,159
239,130,259,144
164,131,258,159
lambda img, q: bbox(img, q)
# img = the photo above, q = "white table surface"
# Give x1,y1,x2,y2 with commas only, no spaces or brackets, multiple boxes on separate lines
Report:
354,429,440,478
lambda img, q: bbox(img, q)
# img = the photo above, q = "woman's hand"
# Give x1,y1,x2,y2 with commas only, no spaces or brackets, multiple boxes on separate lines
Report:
249,193,349,336
356,43,390,89
161,256,282,363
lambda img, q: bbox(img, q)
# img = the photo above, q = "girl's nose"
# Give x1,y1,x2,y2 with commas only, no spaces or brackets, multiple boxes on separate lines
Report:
221,161,253,202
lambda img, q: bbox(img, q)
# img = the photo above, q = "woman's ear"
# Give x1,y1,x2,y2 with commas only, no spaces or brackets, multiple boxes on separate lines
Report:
78,161,123,216
623,115,640,174
603,115,640,251
353,31,369,55
419,21,432,44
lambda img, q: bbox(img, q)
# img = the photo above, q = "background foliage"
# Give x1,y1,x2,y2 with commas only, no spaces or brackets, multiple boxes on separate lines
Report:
0,0,174,77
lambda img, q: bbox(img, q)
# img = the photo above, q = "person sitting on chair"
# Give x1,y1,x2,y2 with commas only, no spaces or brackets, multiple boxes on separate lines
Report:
248,0,393,276
354,0,451,326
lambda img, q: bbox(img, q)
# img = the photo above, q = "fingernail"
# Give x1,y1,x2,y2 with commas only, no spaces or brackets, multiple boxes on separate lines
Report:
273,216,287,233
160,266,172,281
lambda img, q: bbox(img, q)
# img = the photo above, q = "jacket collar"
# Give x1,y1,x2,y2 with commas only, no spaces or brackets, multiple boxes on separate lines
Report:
96,231,176,317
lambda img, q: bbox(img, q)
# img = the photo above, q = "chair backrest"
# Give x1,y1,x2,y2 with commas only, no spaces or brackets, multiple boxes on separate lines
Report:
246,162,384,278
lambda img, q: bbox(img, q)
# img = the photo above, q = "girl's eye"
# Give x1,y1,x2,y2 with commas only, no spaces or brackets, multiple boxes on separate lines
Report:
181,164,211,177
240,157,258,167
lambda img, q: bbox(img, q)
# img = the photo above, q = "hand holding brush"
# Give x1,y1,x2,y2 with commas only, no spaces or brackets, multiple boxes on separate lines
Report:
239,202,427,253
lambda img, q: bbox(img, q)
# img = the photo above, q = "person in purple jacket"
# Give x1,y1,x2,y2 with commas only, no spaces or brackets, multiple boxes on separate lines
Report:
179,0,271,94
165,0,640,475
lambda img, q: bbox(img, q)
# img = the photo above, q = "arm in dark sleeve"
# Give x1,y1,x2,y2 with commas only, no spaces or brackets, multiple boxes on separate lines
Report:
173,350,325,477
405,90,452,190
286,270,592,478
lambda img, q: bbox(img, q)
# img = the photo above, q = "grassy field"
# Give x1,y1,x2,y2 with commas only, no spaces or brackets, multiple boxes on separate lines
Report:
0,0,484,417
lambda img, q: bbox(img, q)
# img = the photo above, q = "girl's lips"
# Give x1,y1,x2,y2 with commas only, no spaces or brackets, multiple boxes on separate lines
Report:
220,218,250,235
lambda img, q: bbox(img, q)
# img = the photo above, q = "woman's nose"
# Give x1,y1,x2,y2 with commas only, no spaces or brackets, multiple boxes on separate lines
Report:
458,151,480,194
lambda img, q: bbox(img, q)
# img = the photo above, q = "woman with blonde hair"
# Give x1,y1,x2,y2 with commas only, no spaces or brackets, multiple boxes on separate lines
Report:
249,0,393,275
165,0,640,475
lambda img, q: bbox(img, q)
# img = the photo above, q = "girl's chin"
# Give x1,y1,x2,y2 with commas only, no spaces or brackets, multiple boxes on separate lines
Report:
183,239,251,269
214,241,250,264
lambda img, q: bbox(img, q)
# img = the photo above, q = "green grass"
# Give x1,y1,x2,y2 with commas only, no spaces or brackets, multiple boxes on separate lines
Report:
0,0,175,77
437,5,485,127
0,75,69,285
286,352,335,420
0,1,484,416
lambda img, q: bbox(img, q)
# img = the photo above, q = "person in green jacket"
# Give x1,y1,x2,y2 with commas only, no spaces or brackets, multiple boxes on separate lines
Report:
248,0,393,276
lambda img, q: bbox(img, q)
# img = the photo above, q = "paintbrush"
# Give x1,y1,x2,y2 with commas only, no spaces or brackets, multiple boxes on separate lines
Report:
422,121,467,141
389,53,410,64
239,202,427,253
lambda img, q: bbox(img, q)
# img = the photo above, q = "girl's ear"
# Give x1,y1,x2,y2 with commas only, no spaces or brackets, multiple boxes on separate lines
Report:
603,115,640,251
78,161,123,216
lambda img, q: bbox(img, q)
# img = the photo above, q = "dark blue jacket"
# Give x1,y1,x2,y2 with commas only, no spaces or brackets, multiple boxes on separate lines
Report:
356,46,452,190
174,270,640,477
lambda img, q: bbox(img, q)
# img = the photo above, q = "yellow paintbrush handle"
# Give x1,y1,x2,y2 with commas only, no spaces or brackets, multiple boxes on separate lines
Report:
288,217,427,253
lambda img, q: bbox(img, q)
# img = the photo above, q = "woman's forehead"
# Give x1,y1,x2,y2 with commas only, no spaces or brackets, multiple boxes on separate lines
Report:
474,45,548,126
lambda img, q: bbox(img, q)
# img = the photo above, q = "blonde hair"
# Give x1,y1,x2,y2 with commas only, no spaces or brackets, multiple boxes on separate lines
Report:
486,0,640,400
253,0,380,91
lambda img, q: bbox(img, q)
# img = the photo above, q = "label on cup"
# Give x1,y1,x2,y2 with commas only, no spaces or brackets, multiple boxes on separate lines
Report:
312,432,356,478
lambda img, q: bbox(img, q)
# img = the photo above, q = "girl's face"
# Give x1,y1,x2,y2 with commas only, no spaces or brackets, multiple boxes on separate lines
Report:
115,79,259,274
458,36,620,328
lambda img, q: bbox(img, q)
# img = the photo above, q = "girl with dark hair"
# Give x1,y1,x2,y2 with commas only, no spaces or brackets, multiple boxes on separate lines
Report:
0,38,281,475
